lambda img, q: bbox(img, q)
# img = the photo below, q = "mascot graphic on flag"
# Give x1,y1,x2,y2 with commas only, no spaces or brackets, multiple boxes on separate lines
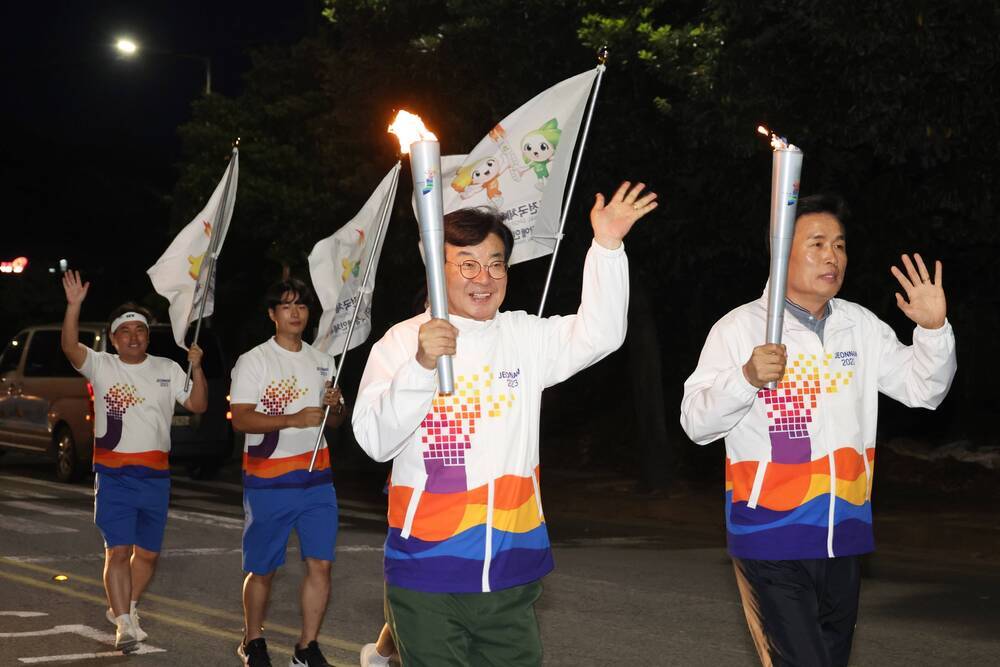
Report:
439,68,599,266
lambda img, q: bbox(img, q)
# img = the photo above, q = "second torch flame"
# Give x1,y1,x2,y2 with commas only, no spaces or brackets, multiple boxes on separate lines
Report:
388,110,455,395
757,124,798,152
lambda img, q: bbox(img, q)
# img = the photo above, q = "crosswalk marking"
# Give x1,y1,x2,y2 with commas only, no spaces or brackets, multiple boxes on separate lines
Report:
0,622,166,662
0,560,361,666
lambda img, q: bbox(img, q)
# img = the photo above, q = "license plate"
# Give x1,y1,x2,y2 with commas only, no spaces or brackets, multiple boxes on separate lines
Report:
171,415,192,427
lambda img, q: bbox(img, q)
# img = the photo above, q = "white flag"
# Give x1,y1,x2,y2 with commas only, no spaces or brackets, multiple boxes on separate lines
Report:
147,150,238,348
310,165,398,355
440,69,598,265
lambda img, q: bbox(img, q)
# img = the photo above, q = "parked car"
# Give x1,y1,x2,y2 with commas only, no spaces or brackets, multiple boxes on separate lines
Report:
0,322,233,481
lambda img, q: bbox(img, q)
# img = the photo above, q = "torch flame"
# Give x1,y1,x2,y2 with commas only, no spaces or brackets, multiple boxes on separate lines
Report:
757,124,797,151
388,110,438,154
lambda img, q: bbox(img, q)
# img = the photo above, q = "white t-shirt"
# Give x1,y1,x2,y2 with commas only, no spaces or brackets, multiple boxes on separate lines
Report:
230,338,334,488
78,348,191,478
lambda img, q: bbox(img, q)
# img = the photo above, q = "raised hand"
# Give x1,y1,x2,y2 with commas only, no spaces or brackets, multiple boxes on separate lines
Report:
590,181,658,249
890,253,946,329
62,270,90,306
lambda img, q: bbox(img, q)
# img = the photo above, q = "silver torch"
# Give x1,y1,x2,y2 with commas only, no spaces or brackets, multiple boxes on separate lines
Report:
759,126,803,390
389,110,454,395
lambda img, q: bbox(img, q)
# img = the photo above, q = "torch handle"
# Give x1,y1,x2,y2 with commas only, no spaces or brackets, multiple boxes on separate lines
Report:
436,355,454,396
410,139,455,396
763,147,804,390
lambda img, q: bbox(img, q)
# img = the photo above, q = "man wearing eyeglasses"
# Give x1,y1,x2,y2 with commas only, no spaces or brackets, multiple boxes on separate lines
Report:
353,182,657,667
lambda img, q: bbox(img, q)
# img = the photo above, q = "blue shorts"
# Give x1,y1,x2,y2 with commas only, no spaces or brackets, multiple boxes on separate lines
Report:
242,483,339,575
94,473,170,552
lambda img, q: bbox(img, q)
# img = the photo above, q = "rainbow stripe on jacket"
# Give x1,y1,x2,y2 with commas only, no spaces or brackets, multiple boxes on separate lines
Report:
385,469,552,593
726,447,875,559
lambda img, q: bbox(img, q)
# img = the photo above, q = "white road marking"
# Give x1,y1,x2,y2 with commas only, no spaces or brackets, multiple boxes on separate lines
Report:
0,623,166,662
0,489,59,500
166,509,243,530
0,476,94,497
336,545,383,553
0,501,90,517
0,611,48,617
0,514,78,535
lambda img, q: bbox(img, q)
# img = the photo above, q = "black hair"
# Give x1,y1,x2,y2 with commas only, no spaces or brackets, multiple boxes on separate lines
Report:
444,207,515,263
107,302,153,331
767,193,850,251
264,277,316,310
795,193,850,233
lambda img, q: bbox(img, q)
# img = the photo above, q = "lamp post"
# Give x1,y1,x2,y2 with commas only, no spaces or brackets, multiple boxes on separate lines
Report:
114,36,212,95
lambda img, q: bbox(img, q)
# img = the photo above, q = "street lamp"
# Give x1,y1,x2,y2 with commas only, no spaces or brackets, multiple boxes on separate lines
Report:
115,38,138,56
113,35,212,95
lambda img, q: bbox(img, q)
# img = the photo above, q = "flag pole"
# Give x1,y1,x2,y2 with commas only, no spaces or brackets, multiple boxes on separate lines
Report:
307,160,401,473
537,46,608,317
185,139,239,390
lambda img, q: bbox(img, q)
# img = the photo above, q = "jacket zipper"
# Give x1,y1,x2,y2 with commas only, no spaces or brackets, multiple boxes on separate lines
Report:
819,339,837,558
482,477,495,592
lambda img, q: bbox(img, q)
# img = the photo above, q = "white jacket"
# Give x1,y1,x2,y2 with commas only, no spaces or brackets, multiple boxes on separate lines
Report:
681,290,956,560
353,241,629,593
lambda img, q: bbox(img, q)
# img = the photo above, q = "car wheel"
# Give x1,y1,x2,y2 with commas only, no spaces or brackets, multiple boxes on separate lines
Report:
54,427,82,483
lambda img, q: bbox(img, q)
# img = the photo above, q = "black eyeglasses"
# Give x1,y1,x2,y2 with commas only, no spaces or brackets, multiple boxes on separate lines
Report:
446,259,508,280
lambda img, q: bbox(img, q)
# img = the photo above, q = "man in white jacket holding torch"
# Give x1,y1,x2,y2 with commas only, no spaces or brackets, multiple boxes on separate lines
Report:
353,181,656,666
681,194,957,666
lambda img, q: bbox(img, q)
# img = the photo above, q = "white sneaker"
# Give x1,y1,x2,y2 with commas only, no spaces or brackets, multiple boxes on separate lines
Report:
113,614,139,654
359,643,391,666
106,605,148,642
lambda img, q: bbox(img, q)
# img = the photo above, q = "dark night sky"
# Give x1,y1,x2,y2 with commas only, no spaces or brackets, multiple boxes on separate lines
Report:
1,1,316,264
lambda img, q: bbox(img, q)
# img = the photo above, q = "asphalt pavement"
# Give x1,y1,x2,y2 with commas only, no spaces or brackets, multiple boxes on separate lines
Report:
0,454,997,666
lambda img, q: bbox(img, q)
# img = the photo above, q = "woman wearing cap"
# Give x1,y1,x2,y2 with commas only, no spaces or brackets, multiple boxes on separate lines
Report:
60,270,208,653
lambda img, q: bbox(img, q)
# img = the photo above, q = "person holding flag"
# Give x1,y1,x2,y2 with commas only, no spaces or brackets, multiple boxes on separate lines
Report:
680,195,957,666
353,180,657,666
59,270,208,653
229,278,347,667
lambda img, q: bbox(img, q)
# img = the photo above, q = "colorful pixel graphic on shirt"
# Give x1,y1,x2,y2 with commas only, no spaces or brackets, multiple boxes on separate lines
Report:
757,353,854,464
260,377,309,415
420,365,515,493
96,383,144,450
106,383,144,418
247,377,309,459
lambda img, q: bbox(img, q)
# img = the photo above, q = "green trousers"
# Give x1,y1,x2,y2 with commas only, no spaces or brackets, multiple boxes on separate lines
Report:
386,581,543,667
